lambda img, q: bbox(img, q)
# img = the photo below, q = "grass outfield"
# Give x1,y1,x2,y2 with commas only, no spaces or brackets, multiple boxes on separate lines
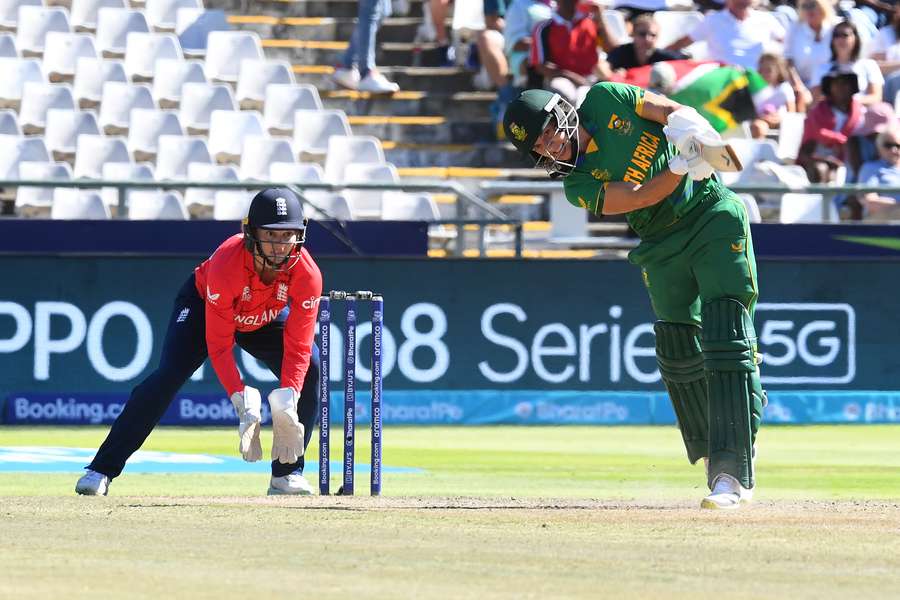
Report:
2,425,900,598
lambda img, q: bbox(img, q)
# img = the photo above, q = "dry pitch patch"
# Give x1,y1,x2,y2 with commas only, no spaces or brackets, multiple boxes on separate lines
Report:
3,496,899,599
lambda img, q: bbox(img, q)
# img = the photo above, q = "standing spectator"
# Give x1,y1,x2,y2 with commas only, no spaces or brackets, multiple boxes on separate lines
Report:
786,0,838,87
475,0,511,89
605,14,685,73
812,20,884,105
333,0,400,93
668,0,786,70
504,0,554,87
857,125,900,218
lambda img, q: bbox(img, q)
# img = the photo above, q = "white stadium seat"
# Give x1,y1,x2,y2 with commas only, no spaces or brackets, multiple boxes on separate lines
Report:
45,108,100,159
95,8,149,57
0,108,21,135
324,135,385,183
70,0,125,32
98,81,155,134
155,134,210,179
42,32,98,82
779,193,839,224
718,138,779,186
207,109,263,163
101,161,156,209
73,134,131,177
176,8,228,57
0,135,50,178
178,81,235,133
293,109,351,155
777,112,806,162
72,57,126,108
0,32,17,57
381,192,441,221
184,162,239,209
263,84,322,134
235,59,294,109
0,58,44,109
239,136,295,180
16,161,73,214
213,189,251,220
0,0,42,30
51,189,110,219
127,108,183,160
144,0,200,31
343,161,398,218
304,192,354,221
19,82,76,134
124,32,183,81
205,31,263,83
16,6,71,57
127,190,189,219
152,58,206,108
269,161,324,184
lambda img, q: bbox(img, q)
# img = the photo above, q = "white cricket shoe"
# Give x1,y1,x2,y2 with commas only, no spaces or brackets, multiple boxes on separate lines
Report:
268,471,314,496
358,71,399,94
701,473,753,510
75,469,110,496
332,67,360,90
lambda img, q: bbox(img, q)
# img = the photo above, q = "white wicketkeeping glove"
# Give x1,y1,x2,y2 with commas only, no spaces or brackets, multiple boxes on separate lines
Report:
268,387,305,464
230,386,262,462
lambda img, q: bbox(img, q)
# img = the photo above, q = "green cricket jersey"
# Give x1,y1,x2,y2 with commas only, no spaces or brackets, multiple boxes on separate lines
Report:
563,82,715,239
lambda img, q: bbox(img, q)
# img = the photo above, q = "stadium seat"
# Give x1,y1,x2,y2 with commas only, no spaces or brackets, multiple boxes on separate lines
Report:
381,192,441,221
100,160,155,210
293,109,351,155
16,6,71,57
95,8,150,57
152,58,206,108
239,136,295,180
70,0,125,32
343,161,399,218
45,108,100,159
324,135,385,183
304,192,354,221
51,189,110,219
178,81,235,133
0,32,17,57
155,134,210,178
737,194,762,223
73,134,131,177
205,31,263,83
0,109,21,135
72,58,127,108
124,32,183,81
175,8,228,57
15,160,73,216
127,108,183,161
779,193,839,223
603,10,630,44
269,161,324,184
42,32,98,82
263,84,322,134
213,189,251,220
0,58,45,110
144,0,200,32
183,162,239,212
718,138,780,186
127,190,189,219
19,82,76,134
235,59,294,109
777,112,806,162
207,109,263,163
98,81,155,134
0,135,50,178
0,0,41,30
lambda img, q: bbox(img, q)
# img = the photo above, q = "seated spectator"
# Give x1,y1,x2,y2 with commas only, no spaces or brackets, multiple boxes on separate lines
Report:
504,0,554,87
872,6,900,75
475,0,510,89
604,14,685,73
751,53,809,138
812,20,884,105
429,0,455,65
797,66,862,184
786,0,837,87
668,0,785,70
857,125,900,218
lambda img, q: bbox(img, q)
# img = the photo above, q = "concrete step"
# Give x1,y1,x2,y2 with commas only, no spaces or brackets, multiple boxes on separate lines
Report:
322,90,495,120
262,39,452,68
222,0,425,19
229,15,426,43
293,65,478,94
347,116,496,144
382,142,522,168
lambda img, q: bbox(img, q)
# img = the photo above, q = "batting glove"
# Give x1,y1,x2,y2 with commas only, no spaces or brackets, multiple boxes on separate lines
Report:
664,106,721,151
230,386,262,462
268,387,305,464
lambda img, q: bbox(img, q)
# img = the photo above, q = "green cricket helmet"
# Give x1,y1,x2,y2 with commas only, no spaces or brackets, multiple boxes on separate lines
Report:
503,89,580,178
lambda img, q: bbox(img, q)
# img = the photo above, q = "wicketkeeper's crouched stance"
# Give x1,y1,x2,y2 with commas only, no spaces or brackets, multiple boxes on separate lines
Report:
504,83,765,509
76,188,323,496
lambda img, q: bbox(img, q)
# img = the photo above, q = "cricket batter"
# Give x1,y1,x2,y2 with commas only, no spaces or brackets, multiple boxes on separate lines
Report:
503,83,764,509
76,188,323,496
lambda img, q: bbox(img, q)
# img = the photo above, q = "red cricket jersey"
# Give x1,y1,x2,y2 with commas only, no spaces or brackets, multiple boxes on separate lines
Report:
530,12,599,77
194,234,323,397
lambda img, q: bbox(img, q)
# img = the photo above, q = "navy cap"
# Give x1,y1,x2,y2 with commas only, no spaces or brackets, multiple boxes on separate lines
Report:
245,187,306,230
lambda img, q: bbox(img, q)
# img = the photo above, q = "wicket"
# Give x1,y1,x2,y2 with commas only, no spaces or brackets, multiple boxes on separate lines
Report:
318,290,383,496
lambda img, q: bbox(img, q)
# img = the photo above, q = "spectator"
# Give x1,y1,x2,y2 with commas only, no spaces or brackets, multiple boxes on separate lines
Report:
504,0,554,87
475,0,511,89
857,125,900,218
668,0,785,70
797,66,862,183
604,14,685,73
872,6,900,74
429,0,454,65
812,20,884,105
751,53,808,137
786,0,838,87
333,0,400,93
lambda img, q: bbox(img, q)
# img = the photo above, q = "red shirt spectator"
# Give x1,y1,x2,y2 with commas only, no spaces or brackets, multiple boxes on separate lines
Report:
530,11,599,77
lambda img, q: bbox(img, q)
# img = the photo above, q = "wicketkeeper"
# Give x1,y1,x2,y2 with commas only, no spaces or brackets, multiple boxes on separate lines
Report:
76,188,323,496
504,83,765,509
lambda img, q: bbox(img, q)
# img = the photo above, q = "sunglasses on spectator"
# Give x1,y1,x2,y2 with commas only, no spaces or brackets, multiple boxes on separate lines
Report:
881,142,900,150
800,2,817,9
634,30,657,38
833,31,854,38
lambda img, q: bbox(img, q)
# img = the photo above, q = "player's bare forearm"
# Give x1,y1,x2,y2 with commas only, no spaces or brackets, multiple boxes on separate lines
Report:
639,91,683,125
602,169,684,215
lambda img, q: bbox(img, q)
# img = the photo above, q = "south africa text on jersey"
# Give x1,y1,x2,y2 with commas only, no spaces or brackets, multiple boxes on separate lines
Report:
623,131,661,185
